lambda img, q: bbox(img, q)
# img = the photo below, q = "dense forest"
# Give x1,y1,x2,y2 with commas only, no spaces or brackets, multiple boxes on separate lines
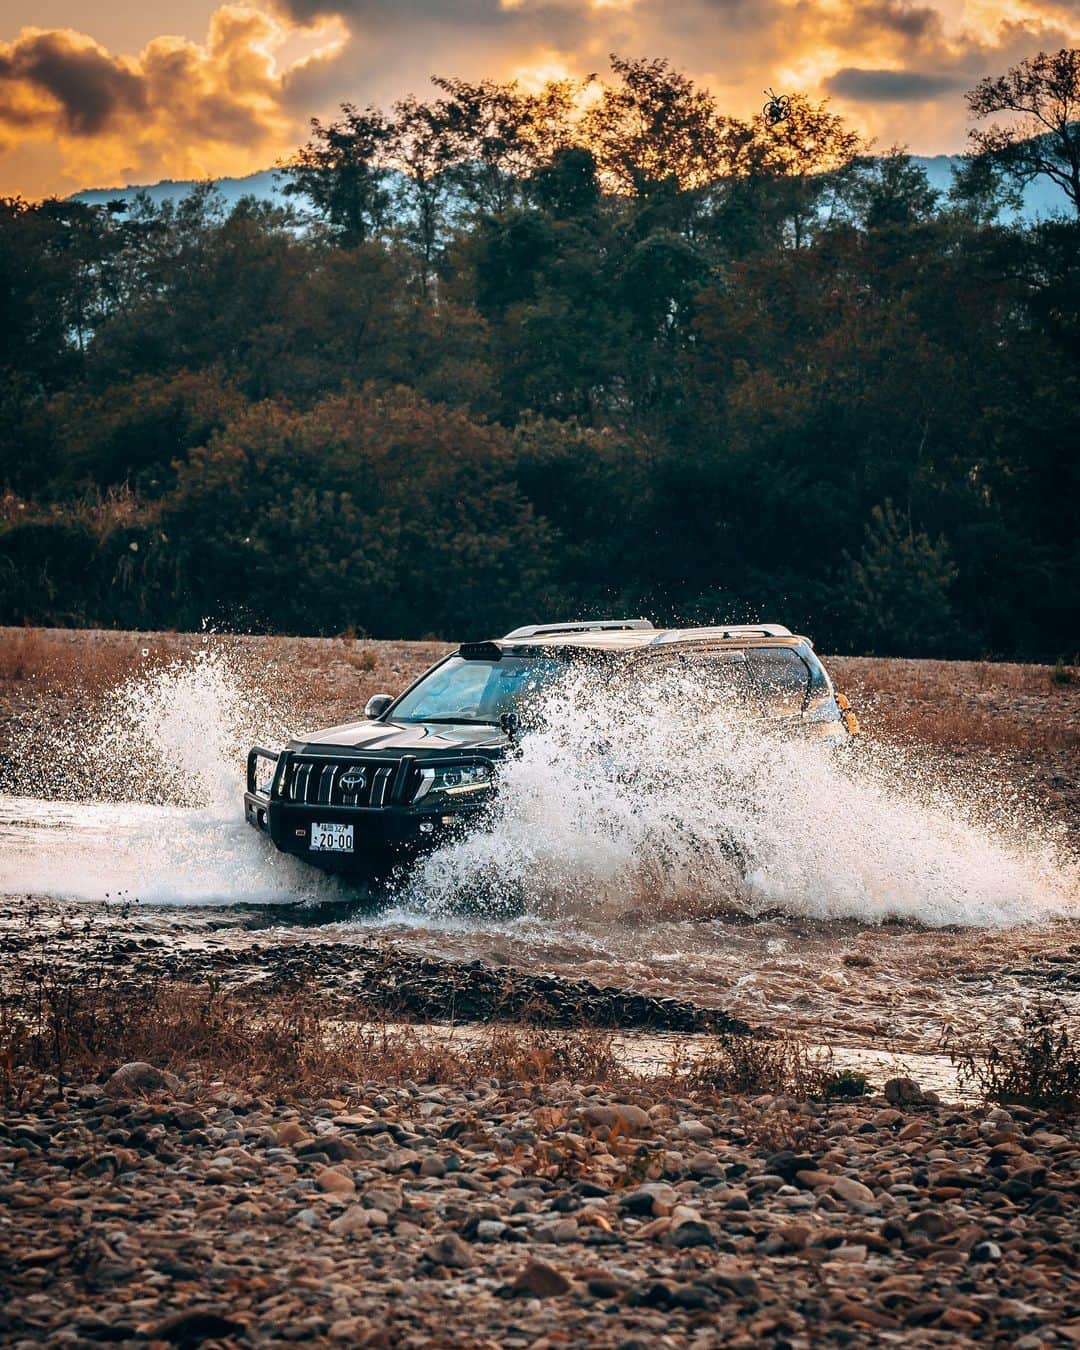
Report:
2,53,1078,658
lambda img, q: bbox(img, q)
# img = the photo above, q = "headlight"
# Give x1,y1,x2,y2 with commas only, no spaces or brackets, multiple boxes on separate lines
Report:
413,763,493,802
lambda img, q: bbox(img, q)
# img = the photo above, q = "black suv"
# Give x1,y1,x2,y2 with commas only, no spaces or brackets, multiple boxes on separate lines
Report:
245,619,859,877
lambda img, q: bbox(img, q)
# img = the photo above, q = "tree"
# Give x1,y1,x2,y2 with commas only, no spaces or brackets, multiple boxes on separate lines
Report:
162,388,557,636
528,146,601,218
850,147,940,230
389,94,458,293
431,75,583,214
966,49,1080,216
947,152,1024,223
281,104,395,244
721,95,864,250
846,501,958,655
584,56,726,198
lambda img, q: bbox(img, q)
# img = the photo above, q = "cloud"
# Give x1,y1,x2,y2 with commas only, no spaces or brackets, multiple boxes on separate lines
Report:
825,66,971,101
1,0,1079,196
0,30,146,134
0,6,346,196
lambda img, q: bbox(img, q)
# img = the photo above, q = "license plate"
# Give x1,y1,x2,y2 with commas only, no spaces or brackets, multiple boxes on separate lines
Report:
310,822,354,852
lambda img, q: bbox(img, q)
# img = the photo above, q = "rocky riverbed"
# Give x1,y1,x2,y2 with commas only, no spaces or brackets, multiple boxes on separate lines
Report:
3,1066,1080,1347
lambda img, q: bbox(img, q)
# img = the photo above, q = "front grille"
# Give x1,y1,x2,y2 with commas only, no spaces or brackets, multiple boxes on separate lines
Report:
280,758,417,808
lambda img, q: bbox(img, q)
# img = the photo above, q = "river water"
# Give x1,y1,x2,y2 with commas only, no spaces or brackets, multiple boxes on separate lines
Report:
2,649,1077,1065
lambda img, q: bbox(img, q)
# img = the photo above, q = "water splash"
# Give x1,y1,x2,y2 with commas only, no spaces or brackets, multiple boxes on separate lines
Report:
1,644,1074,924
408,667,1076,928
0,644,338,906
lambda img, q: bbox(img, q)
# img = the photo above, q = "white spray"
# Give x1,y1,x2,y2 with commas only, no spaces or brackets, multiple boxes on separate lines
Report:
410,666,1076,928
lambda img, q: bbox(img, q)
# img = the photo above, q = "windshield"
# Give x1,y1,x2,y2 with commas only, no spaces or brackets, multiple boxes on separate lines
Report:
390,655,565,724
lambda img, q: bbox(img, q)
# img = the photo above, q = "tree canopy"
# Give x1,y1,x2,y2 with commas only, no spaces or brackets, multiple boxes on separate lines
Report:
1,52,1077,659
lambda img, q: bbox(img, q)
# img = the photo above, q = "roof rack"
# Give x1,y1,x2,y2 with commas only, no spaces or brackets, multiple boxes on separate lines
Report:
501,619,655,640
650,624,793,644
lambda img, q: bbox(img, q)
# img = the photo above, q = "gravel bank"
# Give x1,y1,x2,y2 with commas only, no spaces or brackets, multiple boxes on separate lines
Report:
3,1071,1079,1347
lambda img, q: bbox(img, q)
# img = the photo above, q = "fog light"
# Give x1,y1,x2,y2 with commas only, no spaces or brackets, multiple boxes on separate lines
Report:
419,822,435,834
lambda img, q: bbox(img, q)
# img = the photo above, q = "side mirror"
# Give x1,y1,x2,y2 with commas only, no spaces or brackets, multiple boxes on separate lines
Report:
365,693,393,719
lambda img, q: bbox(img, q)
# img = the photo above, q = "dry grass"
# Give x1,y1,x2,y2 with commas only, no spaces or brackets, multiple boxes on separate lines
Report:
1,953,845,1109
831,654,1080,755
0,954,635,1103
944,1001,1080,1116
0,627,176,700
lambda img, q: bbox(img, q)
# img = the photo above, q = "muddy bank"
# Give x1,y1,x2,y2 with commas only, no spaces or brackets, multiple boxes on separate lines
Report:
2,911,748,1036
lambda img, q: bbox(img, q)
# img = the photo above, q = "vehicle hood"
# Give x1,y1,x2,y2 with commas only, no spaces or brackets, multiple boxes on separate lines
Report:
292,718,508,756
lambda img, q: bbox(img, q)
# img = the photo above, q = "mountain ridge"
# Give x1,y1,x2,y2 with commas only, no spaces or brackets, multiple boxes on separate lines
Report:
70,156,1070,222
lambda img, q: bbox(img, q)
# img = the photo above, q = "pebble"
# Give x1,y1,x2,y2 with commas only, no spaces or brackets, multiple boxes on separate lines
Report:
510,1261,572,1298
3,1062,1078,1346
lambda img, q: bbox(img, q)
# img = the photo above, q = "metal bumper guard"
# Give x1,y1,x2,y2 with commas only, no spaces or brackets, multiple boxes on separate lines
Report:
244,746,484,869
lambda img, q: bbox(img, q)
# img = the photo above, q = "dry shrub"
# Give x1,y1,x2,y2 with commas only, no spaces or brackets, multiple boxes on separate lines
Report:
945,1000,1080,1115
478,1023,621,1084
680,1034,846,1100
347,646,379,673
0,960,633,1102
3,954,850,1109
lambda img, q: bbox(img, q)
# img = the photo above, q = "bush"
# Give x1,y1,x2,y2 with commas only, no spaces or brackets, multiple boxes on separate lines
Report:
946,1001,1080,1114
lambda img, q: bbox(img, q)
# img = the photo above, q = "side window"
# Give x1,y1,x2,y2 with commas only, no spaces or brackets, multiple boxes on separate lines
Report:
658,651,754,705
746,649,810,717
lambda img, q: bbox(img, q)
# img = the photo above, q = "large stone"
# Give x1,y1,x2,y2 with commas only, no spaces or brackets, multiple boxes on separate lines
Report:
511,1260,572,1298
297,1135,354,1162
329,1317,373,1342
832,1176,877,1208
884,1078,925,1107
102,1063,180,1098
581,1103,652,1134
317,1168,355,1195
910,1211,952,1238
619,1183,677,1216
667,1220,715,1249
328,1206,370,1237
423,1233,474,1270
151,1307,245,1342
765,1151,818,1182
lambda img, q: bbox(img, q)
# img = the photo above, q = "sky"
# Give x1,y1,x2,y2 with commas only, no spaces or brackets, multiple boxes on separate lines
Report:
1,0,1078,199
